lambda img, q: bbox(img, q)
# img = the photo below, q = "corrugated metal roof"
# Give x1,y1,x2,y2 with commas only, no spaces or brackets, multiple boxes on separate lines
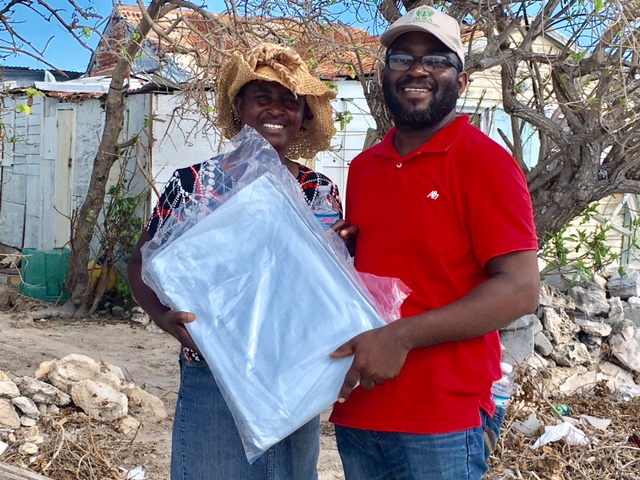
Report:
35,76,109,94
33,75,149,95
0,66,82,82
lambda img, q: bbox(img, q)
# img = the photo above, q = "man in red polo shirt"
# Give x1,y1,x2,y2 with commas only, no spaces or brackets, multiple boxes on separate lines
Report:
330,6,540,479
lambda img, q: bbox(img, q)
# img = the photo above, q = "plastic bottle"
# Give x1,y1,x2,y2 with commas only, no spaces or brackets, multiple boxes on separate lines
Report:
554,404,571,416
616,383,640,402
491,362,515,407
310,184,339,228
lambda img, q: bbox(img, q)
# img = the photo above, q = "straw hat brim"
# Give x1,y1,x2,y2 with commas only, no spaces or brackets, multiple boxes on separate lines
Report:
216,53,336,159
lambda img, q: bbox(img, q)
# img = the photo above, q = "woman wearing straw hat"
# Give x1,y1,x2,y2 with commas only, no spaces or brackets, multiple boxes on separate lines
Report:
128,43,344,479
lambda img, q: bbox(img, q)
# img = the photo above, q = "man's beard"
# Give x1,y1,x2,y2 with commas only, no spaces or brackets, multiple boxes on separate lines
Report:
383,76,459,131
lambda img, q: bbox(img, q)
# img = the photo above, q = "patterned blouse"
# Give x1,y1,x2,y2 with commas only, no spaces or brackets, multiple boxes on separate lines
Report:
146,158,342,362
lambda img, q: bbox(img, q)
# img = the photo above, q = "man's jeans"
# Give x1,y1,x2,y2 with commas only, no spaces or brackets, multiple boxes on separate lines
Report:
171,354,319,480
334,407,506,480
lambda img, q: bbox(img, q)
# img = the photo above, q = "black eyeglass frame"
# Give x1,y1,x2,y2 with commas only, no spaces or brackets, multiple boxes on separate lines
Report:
385,53,463,73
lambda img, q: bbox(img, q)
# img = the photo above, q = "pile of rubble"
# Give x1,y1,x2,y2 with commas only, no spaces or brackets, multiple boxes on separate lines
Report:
490,267,640,478
0,354,167,475
486,383,640,479
500,267,640,394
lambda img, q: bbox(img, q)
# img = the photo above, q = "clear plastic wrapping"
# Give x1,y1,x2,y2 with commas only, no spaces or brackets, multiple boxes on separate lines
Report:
141,126,409,463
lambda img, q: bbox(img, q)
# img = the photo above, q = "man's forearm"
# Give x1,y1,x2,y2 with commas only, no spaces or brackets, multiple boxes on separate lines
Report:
391,250,540,351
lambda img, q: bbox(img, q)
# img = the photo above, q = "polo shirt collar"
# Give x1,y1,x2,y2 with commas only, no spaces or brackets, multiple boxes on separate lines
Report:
378,114,470,160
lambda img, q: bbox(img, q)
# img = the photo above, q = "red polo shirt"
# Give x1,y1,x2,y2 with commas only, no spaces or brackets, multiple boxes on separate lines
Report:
330,115,538,434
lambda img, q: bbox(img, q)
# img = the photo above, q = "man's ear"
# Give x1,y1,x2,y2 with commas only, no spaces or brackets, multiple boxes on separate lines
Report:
457,71,468,97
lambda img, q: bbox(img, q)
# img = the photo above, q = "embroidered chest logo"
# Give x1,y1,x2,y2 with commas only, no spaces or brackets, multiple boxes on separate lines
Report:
426,190,440,200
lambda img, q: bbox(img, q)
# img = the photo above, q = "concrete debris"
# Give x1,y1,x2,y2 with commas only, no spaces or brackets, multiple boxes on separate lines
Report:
606,270,640,299
0,354,168,457
131,307,151,327
0,399,21,428
501,275,640,400
71,379,128,422
120,384,168,422
14,376,71,407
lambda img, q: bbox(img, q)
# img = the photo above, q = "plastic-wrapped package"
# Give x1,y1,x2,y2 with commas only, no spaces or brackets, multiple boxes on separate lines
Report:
141,126,409,463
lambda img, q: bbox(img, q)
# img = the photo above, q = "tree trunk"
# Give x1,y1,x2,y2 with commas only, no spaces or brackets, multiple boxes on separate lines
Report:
361,72,394,143
65,1,170,316
530,145,603,241
532,189,590,242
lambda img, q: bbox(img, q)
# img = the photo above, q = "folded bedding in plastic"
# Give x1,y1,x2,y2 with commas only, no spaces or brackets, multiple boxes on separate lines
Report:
141,127,401,463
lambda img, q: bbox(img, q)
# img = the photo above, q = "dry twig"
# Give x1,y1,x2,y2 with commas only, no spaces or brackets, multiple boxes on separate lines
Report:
0,408,152,480
486,369,640,480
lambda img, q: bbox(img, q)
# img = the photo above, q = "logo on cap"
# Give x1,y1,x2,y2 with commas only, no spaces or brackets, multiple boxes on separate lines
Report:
415,8,435,24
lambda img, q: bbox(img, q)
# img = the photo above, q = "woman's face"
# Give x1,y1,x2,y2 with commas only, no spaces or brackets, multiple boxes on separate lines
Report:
234,81,307,158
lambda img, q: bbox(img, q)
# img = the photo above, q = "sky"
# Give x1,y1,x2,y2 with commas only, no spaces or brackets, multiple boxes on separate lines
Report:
1,0,376,74
1,1,602,76
1,1,225,73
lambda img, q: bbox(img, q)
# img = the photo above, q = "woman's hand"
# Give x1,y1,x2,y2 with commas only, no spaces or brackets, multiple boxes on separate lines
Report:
128,232,200,354
331,219,358,257
154,310,200,353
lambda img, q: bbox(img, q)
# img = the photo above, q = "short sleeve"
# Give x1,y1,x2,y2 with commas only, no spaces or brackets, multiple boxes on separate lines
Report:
146,170,188,238
464,142,538,265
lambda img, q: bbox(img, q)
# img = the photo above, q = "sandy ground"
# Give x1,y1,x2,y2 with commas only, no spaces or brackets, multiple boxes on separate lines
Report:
0,283,344,479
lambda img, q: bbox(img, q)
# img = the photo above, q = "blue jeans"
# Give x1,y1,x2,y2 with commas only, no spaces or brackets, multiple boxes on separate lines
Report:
483,404,506,459
335,408,504,480
171,354,319,480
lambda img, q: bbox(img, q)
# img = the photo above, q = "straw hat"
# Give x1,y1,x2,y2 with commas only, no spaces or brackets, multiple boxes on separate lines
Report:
216,43,337,159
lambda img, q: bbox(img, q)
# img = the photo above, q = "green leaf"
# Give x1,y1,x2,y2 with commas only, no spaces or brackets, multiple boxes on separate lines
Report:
82,26,92,39
25,88,45,98
335,111,353,131
17,104,32,115
570,51,585,62
324,81,338,93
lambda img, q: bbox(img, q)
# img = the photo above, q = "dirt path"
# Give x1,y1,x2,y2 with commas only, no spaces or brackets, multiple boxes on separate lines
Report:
0,284,344,479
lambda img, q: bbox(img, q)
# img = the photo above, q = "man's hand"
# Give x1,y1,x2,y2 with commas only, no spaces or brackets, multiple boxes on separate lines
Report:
330,219,358,256
330,325,410,402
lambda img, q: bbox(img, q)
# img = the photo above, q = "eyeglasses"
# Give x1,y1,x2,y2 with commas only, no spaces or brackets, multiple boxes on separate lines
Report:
386,54,462,73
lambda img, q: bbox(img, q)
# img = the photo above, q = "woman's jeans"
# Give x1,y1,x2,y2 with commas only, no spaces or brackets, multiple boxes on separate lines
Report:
171,354,320,480
334,406,506,480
